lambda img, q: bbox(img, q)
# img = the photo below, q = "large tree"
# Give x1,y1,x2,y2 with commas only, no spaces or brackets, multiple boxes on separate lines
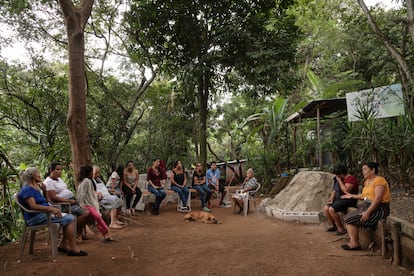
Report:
58,0,94,185
127,0,299,167
0,1,156,179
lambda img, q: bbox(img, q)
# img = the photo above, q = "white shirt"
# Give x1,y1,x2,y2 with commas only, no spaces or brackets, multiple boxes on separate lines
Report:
44,176,74,199
95,180,111,197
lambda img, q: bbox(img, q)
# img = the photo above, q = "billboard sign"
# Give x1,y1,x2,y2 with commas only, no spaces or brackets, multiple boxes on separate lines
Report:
346,83,404,122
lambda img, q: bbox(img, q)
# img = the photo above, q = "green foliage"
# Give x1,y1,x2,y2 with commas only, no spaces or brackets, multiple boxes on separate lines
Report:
0,167,23,245
0,59,71,166
0,0,414,221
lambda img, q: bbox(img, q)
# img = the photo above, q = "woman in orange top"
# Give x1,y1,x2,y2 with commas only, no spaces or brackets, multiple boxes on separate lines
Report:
340,162,390,250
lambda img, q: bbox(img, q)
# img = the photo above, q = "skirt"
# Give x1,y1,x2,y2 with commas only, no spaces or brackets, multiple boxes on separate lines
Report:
344,202,390,230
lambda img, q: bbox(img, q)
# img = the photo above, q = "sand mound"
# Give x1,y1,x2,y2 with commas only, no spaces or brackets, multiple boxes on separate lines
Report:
262,171,334,212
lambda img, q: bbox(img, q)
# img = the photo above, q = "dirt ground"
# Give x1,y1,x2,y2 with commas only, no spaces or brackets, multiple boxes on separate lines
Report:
0,198,409,276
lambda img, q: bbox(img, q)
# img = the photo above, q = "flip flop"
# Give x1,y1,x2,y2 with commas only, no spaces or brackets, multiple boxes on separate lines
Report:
341,244,362,251
67,250,88,256
58,247,68,253
102,237,118,243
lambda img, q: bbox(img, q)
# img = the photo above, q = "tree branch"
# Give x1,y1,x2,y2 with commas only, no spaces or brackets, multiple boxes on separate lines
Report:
357,0,414,91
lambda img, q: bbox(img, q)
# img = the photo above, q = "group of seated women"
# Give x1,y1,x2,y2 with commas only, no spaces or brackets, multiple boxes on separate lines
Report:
18,162,124,258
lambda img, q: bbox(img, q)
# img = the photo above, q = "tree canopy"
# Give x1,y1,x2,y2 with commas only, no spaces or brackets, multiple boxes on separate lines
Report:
0,0,413,193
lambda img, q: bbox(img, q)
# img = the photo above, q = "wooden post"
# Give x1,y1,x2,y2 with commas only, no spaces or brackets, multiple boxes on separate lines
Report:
377,220,386,258
391,221,401,266
316,105,322,168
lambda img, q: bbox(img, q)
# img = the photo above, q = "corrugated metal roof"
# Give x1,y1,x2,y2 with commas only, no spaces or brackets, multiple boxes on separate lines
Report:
286,98,347,123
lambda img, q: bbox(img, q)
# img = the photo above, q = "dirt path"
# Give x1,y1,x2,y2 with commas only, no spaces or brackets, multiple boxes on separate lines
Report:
0,200,407,276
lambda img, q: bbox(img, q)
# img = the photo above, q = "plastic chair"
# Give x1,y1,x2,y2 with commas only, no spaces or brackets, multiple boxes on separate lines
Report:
243,183,261,216
176,189,192,212
14,193,60,262
233,184,261,216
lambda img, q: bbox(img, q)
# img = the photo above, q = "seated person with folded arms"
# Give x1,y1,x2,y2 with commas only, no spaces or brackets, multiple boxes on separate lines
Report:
44,161,90,241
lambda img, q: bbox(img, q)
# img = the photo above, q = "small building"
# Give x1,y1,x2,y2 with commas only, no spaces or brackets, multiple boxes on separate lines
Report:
286,98,347,168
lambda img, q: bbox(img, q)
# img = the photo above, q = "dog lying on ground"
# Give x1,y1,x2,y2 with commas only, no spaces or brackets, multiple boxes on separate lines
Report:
184,211,220,224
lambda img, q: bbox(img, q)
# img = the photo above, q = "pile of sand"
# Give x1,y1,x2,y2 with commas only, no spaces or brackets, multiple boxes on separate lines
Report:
262,171,334,212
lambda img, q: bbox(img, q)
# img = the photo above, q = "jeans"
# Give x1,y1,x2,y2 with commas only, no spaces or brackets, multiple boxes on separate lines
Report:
171,185,189,206
148,186,166,209
26,212,75,227
193,184,212,207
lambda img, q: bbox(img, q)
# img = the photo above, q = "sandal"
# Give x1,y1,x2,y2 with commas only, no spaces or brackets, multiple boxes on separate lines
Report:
341,244,361,251
102,237,118,243
67,250,88,256
58,247,69,253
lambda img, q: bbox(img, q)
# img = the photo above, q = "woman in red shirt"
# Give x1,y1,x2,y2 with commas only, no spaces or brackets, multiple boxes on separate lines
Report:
147,159,167,215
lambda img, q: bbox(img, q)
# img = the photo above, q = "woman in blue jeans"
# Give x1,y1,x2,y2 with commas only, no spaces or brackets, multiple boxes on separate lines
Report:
18,167,87,256
192,163,212,212
170,160,190,211
147,159,167,215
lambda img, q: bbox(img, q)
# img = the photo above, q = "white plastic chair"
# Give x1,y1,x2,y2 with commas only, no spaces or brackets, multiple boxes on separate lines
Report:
176,188,192,212
242,183,261,216
14,193,60,262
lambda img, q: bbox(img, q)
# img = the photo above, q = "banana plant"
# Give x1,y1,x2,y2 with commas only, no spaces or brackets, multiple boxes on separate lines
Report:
239,98,288,147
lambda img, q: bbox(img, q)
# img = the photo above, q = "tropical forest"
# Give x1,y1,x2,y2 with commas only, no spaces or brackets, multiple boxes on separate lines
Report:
0,0,413,246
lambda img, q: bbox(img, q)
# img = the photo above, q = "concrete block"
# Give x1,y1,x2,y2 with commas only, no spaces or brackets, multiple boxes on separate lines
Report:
297,212,321,224
265,206,273,217
282,212,300,222
272,208,286,220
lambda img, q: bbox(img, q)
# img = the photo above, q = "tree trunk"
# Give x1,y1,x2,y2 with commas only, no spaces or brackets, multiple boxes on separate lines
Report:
193,113,199,162
198,72,209,170
59,0,94,188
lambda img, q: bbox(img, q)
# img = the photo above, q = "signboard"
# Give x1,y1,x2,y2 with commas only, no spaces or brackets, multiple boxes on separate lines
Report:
346,83,404,122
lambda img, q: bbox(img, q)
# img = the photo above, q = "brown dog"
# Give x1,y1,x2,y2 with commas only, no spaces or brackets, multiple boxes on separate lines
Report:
184,211,219,224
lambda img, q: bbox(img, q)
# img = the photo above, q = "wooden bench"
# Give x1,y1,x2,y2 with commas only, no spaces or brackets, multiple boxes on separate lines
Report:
134,174,197,212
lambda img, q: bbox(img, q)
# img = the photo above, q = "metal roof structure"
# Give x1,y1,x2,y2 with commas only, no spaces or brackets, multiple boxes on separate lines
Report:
285,98,347,123
285,98,348,168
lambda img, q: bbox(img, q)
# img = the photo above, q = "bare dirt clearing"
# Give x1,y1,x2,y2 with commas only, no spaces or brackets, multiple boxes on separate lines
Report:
0,199,407,276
